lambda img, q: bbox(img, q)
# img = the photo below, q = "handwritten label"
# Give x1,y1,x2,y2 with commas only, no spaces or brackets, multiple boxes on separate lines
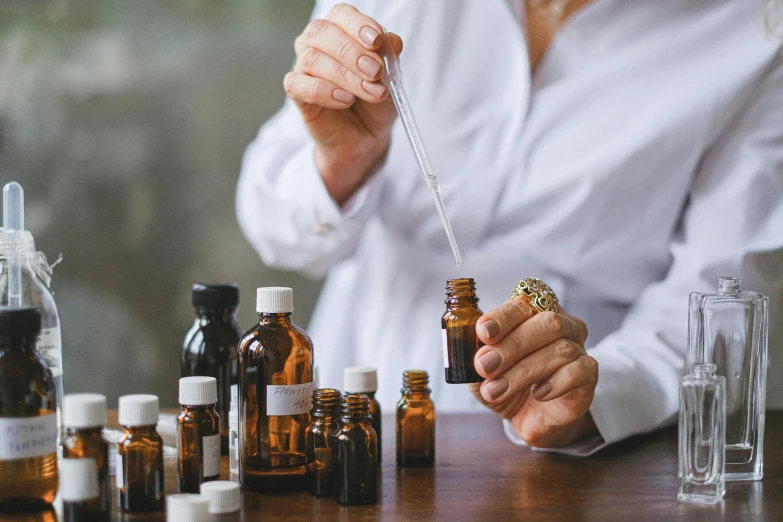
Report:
116,452,124,489
442,329,450,368
203,434,221,477
0,414,57,460
36,327,63,377
266,382,315,416
61,458,99,501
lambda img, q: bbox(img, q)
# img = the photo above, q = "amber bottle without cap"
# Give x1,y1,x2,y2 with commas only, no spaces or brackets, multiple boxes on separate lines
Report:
0,307,58,513
178,376,221,493
344,366,382,463
306,388,341,496
182,283,242,455
396,370,436,467
62,393,110,522
117,394,164,512
442,278,484,384
239,287,315,492
333,394,378,505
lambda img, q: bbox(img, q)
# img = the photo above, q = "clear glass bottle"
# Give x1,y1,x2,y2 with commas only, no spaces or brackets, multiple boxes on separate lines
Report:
62,393,110,522
344,366,382,464
177,377,221,493
688,277,768,481
442,278,484,383
396,370,435,467
306,388,341,496
0,307,58,512
228,384,239,475
182,283,242,455
679,363,726,504
333,394,378,505
239,287,314,491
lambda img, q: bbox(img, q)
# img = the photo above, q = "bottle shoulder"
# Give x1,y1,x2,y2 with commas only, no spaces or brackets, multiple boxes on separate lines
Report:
239,321,314,355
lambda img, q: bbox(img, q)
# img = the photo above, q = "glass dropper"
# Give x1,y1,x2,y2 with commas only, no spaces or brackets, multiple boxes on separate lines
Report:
2,182,24,307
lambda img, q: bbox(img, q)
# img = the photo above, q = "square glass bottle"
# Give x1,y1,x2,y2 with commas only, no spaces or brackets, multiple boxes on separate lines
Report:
687,277,768,481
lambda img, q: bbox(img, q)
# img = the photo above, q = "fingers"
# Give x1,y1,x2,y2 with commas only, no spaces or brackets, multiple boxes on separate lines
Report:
295,47,388,103
531,355,598,402
325,3,385,50
476,298,537,345
283,72,355,109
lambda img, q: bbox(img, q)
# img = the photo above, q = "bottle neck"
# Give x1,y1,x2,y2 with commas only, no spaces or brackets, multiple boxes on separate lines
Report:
311,388,341,419
258,313,293,326
181,404,216,412
445,278,479,310
402,371,431,394
65,426,104,438
716,277,741,295
195,307,238,322
124,425,158,436
339,394,372,424
693,363,717,380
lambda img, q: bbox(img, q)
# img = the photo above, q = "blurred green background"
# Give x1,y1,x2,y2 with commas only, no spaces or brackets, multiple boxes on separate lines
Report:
0,0,318,408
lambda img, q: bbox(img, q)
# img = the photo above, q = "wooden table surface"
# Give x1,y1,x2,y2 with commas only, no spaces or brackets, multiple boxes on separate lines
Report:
6,411,782,521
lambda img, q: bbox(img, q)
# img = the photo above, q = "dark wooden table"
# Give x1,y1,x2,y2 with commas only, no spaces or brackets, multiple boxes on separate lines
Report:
6,412,782,521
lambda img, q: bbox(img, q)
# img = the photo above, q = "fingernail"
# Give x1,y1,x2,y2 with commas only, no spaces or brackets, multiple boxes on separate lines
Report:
362,80,386,99
360,26,380,46
484,378,509,400
358,56,382,78
531,382,552,400
477,351,501,374
333,89,354,104
481,320,500,339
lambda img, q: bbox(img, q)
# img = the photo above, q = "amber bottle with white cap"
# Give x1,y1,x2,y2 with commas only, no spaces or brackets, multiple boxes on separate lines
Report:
117,394,164,512
177,376,221,493
344,366,382,464
62,393,110,522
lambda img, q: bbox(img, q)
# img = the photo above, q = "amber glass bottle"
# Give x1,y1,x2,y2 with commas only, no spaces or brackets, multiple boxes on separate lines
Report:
333,394,378,505
0,307,58,513
62,394,110,522
182,283,242,455
344,366,382,464
396,370,435,467
305,388,341,496
177,377,221,493
117,395,164,512
239,287,314,492
442,278,484,383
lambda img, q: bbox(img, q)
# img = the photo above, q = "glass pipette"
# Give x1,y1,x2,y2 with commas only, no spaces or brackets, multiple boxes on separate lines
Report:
2,182,24,307
377,31,463,267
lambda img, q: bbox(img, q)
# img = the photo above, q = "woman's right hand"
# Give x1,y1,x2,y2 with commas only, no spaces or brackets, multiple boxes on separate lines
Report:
286,3,403,206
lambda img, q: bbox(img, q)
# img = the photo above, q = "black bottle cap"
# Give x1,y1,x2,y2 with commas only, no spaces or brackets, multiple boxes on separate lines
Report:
0,307,42,337
192,283,240,309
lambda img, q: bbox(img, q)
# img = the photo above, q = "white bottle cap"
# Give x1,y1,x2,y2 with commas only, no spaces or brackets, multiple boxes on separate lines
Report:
200,480,241,514
118,394,160,427
256,287,294,313
314,366,320,389
63,393,107,429
230,384,238,410
344,366,378,393
167,494,210,522
179,376,218,406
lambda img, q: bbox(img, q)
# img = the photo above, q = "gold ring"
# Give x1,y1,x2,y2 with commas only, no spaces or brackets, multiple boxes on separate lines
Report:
510,278,560,313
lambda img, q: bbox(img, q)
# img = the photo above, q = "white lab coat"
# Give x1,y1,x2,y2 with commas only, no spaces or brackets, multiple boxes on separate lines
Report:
236,0,783,453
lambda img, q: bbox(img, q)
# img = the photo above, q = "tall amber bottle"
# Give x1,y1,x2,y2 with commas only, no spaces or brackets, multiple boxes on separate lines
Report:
117,395,164,513
0,307,58,512
182,283,242,455
177,377,221,493
62,394,110,522
442,278,484,383
333,394,378,505
344,366,382,463
239,287,314,491
396,370,435,467
305,388,341,496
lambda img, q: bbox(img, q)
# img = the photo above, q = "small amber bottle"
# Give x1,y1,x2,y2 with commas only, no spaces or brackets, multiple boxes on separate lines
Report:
344,366,382,464
239,287,315,492
442,278,484,383
117,395,164,513
62,394,110,522
396,370,436,467
178,376,221,493
305,388,341,496
182,283,242,455
0,307,58,512
333,394,378,505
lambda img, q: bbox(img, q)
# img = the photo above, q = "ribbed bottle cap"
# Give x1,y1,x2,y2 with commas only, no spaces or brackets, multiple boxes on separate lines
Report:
344,366,378,393
256,287,294,313
167,494,210,522
63,394,107,429
118,394,159,427
179,377,218,406
200,481,241,514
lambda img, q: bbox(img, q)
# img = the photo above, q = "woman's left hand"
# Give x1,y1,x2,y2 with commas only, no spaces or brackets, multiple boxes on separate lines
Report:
469,298,600,448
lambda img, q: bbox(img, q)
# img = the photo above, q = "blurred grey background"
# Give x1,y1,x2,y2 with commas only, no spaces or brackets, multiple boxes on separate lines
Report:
0,0,318,408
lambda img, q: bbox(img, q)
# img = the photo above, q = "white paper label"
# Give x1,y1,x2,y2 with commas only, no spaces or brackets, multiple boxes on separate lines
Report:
0,413,57,460
61,458,99,501
441,329,450,368
36,327,63,376
266,382,315,416
116,452,124,489
203,434,221,477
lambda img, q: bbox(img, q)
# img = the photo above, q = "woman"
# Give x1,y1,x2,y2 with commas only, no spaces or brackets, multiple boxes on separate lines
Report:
236,0,783,454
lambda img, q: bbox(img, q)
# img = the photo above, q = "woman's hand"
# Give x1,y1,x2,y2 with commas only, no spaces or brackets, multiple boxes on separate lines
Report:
286,3,403,206
469,299,600,448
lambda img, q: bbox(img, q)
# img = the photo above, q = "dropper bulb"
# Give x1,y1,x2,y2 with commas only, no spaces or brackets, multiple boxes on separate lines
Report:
2,181,24,231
